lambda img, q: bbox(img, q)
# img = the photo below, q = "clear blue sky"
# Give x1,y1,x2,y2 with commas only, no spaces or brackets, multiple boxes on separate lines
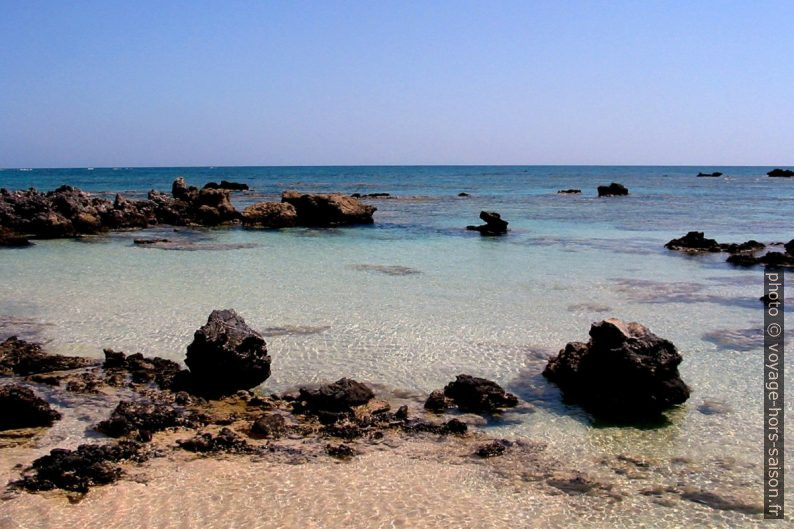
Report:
1,1,792,167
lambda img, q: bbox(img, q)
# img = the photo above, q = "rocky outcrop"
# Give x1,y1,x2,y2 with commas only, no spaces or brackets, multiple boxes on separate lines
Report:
466,211,509,235
0,227,31,247
16,440,147,493
96,399,204,439
281,191,376,226
185,310,271,396
241,202,298,228
557,189,581,194
441,374,519,413
728,251,794,268
543,319,690,421
664,231,720,252
203,180,249,191
597,183,629,197
0,384,61,430
767,168,794,177
0,336,97,376
297,378,375,412
697,172,722,177
101,349,187,390
424,389,452,412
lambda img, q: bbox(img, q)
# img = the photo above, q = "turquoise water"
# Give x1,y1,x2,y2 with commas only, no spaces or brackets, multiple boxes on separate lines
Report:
1,166,792,525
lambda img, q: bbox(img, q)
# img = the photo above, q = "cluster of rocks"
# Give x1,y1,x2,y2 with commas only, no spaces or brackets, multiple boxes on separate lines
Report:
0,179,378,245
665,231,794,268
242,191,376,228
597,182,629,197
543,319,690,422
767,168,793,177
466,211,509,235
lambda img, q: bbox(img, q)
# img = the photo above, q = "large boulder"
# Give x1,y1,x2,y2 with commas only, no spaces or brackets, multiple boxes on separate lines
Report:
543,319,690,421
185,310,271,396
281,191,376,226
767,168,794,177
442,374,518,413
466,211,508,236
242,202,298,228
597,182,629,197
0,384,61,430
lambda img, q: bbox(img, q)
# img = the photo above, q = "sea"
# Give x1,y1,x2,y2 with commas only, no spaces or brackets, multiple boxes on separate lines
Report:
0,165,791,527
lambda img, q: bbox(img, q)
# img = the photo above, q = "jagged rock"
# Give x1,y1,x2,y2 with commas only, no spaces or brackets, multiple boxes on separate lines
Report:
543,319,690,421
442,375,518,413
101,349,187,390
16,440,147,493
466,211,508,235
298,378,375,412
185,309,271,396
251,413,287,438
177,427,254,454
281,191,376,226
475,439,512,458
394,405,409,420
597,182,629,197
96,399,204,438
424,389,452,412
242,202,298,228
767,168,794,177
0,384,61,430
785,239,794,255
665,231,720,252
0,336,96,375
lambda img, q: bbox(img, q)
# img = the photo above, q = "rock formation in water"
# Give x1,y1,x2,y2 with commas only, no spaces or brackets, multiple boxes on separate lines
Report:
767,168,794,177
185,309,271,396
242,202,298,228
0,384,62,430
597,182,629,197
466,211,509,235
280,191,376,226
425,374,518,413
543,318,690,422
696,172,722,177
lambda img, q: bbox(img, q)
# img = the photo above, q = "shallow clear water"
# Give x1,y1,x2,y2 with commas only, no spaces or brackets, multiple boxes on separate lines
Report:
1,166,792,525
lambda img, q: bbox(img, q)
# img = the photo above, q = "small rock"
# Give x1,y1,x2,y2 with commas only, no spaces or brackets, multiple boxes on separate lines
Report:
0,384,61,430
597,182,628,197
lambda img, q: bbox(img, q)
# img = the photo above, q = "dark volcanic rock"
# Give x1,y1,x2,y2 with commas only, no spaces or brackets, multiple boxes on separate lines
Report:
597,182,629,197
0,336,96,376
177,427,254,454
697,172,722,177
664,231,720,252
102,349,188,390
557,189,581,194
251,413,287,438
475,439,512,458
17,440,147,493
326,443,356,458
727,251,794,268
203,180,249,191
543,318,690,421
466,211,509,235
185,309,271,396
424,389,452,412
0,384,61,430
719,240,765,254
442,375,519,413
96,399,204,438
767,168,794,177
298,378,375,412
242,202,298,228
281,191,376,226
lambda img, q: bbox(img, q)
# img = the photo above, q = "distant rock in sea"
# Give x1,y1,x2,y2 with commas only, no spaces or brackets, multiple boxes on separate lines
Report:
697,172,722,177
466,211,508,235
557,189,581,194
597,182,629,197
767,168,794,177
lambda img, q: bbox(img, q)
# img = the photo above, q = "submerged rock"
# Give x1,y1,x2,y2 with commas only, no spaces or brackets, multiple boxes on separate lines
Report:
250,413,287,438
543,318,690,421
475,439,512,458
0,384,61,430
466,211,509,235
597,182,629,197
96,399,204,438
697,172,722,177
178,427,254,454
185,309,271,396
16,440,147,493
557,189,581,194
442,374,519,413
242,202,298,228
0,336,96,376
281,191,376,226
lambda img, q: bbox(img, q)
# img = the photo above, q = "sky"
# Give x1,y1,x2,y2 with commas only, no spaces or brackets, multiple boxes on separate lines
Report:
1,1,793,167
